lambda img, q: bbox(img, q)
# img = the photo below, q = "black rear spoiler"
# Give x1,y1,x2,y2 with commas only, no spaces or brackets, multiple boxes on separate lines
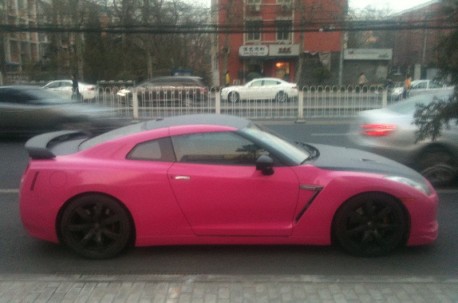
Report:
25,130,89,159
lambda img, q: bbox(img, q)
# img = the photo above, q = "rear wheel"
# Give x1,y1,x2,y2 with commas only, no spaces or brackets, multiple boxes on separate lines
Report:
59,194,133,259
228,91,240,103
275,91,288,103
333,193,407,257
418,147,456,187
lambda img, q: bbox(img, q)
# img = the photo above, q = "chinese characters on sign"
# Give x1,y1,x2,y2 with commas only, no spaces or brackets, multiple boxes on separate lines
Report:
238,44,300,57
239,45,269,57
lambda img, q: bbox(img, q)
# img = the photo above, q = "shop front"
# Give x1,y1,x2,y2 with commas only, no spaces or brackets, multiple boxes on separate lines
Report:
237,44,300,83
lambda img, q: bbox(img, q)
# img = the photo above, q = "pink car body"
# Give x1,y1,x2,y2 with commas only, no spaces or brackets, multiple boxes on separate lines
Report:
20,114,438,259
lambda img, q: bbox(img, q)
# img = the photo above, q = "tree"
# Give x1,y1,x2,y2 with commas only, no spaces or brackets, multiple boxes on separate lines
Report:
413,0,458,141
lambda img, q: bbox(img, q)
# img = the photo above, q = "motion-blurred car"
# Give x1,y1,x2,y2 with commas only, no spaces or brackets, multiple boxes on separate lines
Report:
221,77,298,103
348,90,458,186
0,85,119,136
117,76,208,107
20,114,438,259
43,80,96,102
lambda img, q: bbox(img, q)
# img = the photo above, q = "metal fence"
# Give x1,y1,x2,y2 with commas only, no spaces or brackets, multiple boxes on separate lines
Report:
93,84,390,121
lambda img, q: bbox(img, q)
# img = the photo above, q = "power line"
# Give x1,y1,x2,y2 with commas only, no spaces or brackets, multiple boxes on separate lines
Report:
1,19,457,34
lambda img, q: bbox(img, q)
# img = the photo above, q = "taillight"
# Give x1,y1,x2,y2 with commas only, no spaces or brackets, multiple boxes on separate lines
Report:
361,123,397,137
87,86,95,91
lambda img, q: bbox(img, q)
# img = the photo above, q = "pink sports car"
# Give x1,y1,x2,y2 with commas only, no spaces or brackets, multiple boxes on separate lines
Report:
20,114,438,259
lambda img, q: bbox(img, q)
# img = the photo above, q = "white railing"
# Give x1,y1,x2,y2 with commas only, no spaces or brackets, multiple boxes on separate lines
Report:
92,85,390,120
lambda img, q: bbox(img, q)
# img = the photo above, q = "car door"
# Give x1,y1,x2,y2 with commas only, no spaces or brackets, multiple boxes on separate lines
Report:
167,131,300,236
244,79,264,100
263,79,280,99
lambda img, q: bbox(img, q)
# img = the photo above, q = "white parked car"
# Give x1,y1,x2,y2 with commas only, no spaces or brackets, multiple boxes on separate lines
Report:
221,77,298,103
409,80,453,97
390,80,452,101
43,80,96,102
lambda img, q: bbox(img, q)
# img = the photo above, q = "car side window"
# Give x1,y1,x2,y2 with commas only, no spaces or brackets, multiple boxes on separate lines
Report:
172,132,265,165
414,82,427,89
46,82,59,89
263,80,276,86
250,80,262,87
127,137,175,162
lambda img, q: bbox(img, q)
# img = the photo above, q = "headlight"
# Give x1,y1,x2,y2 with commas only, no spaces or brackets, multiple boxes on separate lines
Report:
384,176,431,195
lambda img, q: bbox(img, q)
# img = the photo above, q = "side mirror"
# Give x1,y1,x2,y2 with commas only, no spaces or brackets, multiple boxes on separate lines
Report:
256,155,274,176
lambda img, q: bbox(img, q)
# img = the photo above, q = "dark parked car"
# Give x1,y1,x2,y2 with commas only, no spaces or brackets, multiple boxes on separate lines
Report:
117,76,208,107
0,85,120,136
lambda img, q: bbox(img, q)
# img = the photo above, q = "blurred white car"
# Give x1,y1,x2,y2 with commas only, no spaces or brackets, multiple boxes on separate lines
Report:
348,90,458,186
221,78,298,103
43,80,96,101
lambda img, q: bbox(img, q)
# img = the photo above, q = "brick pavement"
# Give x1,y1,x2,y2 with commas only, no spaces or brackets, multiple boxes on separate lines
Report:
0,275,457,303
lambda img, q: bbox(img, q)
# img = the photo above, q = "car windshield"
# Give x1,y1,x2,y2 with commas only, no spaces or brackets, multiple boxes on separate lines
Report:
241,127,310,164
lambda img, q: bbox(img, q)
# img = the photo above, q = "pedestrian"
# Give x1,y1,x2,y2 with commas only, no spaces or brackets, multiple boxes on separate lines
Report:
358,72,368,86
72,74,80,100
403,74,412,99
225,71,231,87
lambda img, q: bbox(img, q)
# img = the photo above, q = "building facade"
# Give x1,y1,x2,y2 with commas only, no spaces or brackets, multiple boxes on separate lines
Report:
212,0,346,86
0,0,49,83
391,0,449,81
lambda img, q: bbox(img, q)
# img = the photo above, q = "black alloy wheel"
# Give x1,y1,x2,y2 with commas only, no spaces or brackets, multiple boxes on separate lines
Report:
228,91,240,103
59,194,133,259
333,193,408,257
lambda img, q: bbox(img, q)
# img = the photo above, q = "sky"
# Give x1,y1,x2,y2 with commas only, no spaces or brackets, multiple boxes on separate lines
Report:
194,0,436,13
349,0,435,13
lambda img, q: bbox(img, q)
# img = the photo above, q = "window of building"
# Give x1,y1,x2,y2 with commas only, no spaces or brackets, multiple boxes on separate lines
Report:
246,20,262,42
276,20,292,42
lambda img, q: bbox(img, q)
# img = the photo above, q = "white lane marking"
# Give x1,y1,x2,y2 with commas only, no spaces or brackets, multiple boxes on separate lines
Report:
0,189,19,194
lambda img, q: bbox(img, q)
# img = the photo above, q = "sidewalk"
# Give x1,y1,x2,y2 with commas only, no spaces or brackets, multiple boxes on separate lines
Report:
1,274,457,303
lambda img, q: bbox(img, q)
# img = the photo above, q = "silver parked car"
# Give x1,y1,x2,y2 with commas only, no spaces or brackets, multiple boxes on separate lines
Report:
348,90,458,186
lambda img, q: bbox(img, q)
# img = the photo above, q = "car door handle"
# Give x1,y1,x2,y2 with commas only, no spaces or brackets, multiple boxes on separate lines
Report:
174,176,191,180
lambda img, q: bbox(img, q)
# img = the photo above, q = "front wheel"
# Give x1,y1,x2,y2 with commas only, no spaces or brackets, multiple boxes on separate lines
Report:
333,193,408,257
59,194,133,259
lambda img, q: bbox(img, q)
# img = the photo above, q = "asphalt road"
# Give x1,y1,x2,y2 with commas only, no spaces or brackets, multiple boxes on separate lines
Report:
0,121,457,277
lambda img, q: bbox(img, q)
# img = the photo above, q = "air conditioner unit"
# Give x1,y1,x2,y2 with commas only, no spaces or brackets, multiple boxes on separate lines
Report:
254,4,260,12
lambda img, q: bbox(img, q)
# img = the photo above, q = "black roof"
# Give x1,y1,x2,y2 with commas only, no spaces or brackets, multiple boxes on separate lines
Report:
80,114,254,150
143,114,252,130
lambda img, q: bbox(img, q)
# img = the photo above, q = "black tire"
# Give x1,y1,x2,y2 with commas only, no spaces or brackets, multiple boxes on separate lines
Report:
333,193,408,257
417,147,457,187
59,194,133,259
228,91,240,103
275,91,288,103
